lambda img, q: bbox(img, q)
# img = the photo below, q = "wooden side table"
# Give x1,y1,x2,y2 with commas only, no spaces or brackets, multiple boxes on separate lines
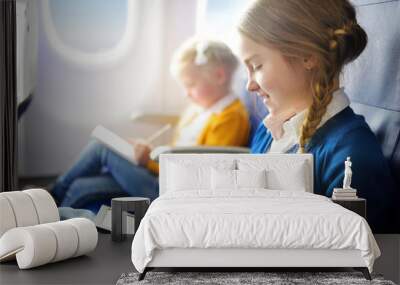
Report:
331,198,366,219
111,197,150,242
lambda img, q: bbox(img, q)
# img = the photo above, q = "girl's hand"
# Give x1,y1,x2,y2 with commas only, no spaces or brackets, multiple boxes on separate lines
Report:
264,109,296,140
133,140,152,166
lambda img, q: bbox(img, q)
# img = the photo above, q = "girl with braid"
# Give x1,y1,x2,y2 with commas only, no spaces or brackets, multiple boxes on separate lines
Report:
237,0,399,233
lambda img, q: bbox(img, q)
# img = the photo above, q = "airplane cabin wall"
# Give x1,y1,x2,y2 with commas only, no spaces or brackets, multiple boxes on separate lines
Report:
18,0,197,177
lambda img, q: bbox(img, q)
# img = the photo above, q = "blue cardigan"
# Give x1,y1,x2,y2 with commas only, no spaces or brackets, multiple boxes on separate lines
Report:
251,107,399,233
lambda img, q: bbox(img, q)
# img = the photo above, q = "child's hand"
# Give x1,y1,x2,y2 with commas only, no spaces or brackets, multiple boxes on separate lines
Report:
133,140,152,166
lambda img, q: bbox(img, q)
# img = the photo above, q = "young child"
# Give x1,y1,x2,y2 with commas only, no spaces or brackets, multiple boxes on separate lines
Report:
237,0,398,233
51,37,250,209
142,38,250,173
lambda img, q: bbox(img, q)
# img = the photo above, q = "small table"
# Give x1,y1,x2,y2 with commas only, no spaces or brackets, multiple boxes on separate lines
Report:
331,198,366,219
111,197,150,242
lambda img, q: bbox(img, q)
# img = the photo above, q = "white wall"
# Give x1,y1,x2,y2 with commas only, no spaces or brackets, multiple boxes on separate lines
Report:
19,0,197,177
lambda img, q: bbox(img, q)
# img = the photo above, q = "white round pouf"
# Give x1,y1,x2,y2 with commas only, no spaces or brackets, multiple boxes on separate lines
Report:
0,189,98,269
0,218,98,269
0,225,57,269
23,189,59,223
0,192,39,227
0,196,17,237
65,218,98,257
42,221,79,262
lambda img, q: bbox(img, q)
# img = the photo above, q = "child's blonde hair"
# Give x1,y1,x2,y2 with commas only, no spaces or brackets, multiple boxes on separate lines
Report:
238,0,367,152
170,37,239,87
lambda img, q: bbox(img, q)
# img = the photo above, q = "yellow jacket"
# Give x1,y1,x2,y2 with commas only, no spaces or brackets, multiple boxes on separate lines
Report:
146,99,250,174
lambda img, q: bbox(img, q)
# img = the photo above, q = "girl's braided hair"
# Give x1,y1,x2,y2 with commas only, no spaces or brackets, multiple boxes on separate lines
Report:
238,0,367,152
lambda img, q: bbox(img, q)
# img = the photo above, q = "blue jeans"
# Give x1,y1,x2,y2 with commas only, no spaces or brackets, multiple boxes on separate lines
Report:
52,141,159,208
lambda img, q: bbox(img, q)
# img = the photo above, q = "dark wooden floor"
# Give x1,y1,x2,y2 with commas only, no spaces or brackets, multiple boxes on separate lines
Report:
0,232,134,285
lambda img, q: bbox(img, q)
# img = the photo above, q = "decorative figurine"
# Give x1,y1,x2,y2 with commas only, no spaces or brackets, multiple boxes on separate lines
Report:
343,156,353,189
332,157,357,200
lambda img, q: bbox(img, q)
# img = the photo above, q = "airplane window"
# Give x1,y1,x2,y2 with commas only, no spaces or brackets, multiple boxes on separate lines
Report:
41,0,138,67
49,0,126,53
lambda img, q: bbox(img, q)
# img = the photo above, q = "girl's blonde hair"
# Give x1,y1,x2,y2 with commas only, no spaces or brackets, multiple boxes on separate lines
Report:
238,0,367,152
170,37,239,86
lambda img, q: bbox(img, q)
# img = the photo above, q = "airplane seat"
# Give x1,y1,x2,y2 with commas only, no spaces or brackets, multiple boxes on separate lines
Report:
343,0,400,188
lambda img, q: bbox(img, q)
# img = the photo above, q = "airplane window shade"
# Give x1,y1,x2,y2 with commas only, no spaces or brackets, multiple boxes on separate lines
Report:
41,0,139,67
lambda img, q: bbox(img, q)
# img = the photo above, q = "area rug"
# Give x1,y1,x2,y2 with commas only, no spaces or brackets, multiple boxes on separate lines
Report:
116,271,396,285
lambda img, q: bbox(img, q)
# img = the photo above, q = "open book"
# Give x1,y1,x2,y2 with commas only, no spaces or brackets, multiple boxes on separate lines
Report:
91,125,172,165
91,125,138,164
